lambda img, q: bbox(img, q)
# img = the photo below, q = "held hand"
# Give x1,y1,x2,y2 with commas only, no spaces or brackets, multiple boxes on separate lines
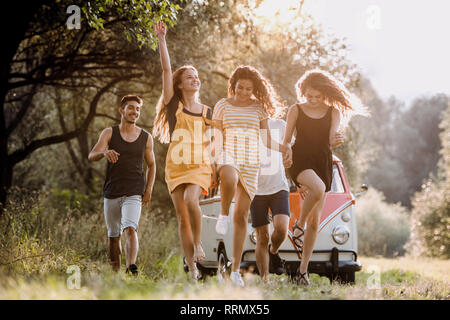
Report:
103,149,120,163
282,144,293,168
331,132,344,148
210,169,219,189
142,190,152,207
153,20,166,39
297,185,308,200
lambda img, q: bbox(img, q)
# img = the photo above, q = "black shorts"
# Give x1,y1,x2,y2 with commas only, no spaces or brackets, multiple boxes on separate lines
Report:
250,190,290,228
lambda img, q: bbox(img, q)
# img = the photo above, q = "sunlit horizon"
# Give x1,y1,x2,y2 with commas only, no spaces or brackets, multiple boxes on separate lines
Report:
252,0,450,106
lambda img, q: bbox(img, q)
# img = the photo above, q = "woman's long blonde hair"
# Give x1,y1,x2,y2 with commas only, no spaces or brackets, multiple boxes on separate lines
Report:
153,65,199,144
296,69,368,128
228,65,285,118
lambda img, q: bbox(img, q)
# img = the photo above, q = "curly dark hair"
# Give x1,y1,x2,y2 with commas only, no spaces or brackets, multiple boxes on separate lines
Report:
228,65,284,118
296,69,368,127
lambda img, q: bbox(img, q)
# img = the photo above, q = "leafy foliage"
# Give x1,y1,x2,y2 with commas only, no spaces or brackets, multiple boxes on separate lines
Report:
356,189,410,257
406,104,450,258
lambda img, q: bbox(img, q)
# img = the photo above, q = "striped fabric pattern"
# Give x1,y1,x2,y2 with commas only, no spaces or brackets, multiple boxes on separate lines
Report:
213,98,268,200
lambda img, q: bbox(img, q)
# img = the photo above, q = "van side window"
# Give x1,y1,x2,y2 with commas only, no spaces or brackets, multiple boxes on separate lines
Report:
330,164,345,193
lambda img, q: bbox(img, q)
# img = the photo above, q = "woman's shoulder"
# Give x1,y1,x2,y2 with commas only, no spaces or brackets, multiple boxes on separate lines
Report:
214,98,228,108
270,118,286,125
288,103,301,113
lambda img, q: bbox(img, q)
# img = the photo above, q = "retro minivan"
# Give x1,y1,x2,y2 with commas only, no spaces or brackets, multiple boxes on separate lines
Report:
184,155,367,284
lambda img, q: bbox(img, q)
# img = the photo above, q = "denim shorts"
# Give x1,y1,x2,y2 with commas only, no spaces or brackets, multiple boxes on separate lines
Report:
103,195,142,237
250,190,290,228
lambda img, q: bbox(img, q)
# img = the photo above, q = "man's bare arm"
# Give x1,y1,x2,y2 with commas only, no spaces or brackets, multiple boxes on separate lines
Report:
88,128,119,162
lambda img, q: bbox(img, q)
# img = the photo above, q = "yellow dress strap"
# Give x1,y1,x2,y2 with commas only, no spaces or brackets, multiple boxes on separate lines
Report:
175,100,184,116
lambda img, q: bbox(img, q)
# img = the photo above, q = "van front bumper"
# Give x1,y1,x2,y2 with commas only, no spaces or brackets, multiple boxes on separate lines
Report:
241,247,362,276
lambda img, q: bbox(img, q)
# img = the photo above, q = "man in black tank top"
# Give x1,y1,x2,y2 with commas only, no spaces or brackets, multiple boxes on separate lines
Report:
88,95,156,274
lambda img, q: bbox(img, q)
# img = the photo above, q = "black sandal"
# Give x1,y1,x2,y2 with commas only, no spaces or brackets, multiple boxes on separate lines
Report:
291,220,305,252
296,270,310,286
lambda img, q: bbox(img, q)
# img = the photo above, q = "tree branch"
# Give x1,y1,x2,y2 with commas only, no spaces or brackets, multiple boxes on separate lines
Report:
8,74,141,166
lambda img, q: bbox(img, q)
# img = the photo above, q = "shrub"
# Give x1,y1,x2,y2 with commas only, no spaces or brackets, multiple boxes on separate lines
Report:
356,188,410,257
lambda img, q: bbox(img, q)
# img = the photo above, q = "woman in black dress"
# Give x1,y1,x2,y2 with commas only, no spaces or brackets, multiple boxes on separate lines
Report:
282,69,367,285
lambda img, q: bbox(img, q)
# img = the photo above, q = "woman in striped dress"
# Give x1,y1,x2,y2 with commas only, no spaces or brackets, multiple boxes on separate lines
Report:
212,65,292,287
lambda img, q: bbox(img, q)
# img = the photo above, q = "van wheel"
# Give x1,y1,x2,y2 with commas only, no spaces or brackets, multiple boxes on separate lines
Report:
329,272,355,284
217,248,231,281
338,272,355,284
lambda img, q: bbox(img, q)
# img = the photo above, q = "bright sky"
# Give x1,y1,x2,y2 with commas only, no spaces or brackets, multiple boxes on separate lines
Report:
254,0,450,106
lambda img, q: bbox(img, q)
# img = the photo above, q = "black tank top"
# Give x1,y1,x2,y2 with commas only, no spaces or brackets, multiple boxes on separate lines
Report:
103,125,149,199
289,104,333,192
293,104,332,155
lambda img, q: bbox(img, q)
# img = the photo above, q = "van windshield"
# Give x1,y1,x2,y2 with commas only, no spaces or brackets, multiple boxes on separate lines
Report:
330,164,345,193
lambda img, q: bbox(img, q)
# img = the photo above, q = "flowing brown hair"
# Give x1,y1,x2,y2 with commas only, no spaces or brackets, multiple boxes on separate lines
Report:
153,65,199,144
296,69,368,128
228,65,285,118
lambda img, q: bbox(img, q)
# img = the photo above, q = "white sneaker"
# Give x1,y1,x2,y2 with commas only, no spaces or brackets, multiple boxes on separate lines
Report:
215,214,230,235
230,271,244,287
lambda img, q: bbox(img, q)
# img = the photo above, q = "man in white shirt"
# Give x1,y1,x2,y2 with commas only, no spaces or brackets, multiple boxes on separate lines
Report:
251,118,291,282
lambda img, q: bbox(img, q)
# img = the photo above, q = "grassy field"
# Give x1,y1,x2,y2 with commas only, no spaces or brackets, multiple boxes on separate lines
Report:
0,195,448,300
1,255,448,300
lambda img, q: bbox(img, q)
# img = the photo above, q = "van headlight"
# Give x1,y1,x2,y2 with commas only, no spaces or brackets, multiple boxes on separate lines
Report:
249,230,257,244
332,225,350,244
341,211,351,222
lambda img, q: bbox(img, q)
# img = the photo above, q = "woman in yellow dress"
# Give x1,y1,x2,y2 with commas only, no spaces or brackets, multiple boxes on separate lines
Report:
153,21,215,280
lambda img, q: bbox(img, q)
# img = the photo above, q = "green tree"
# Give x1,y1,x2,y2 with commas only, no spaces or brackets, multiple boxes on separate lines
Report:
0,0,181,214
361,92,448,207
407,103,450,258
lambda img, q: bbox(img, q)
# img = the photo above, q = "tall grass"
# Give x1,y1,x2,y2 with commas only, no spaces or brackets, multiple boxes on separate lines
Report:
0,187,180,278
1,188,448,300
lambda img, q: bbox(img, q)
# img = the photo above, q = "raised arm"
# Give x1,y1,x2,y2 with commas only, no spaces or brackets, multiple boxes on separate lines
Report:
88,128,118,162
154,21,174,104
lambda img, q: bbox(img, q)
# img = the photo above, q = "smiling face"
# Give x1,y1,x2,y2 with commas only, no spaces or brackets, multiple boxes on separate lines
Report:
178,68,201,93
233,79,254,104
304,87,325,107
120,101,141,124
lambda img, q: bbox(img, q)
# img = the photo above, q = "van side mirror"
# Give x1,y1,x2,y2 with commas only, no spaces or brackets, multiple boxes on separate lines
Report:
354,184,368,198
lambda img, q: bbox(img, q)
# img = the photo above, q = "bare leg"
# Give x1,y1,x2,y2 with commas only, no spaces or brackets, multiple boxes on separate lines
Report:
255,224,270,281
218,165,239,216
294,169,326,278
270,214,289,253
295,170,325,229
299,195,326,275
231,182,252,272
123,227,138,267
170,185,195,268
183,184,203,244
108,236,122,272
184,184,205,261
